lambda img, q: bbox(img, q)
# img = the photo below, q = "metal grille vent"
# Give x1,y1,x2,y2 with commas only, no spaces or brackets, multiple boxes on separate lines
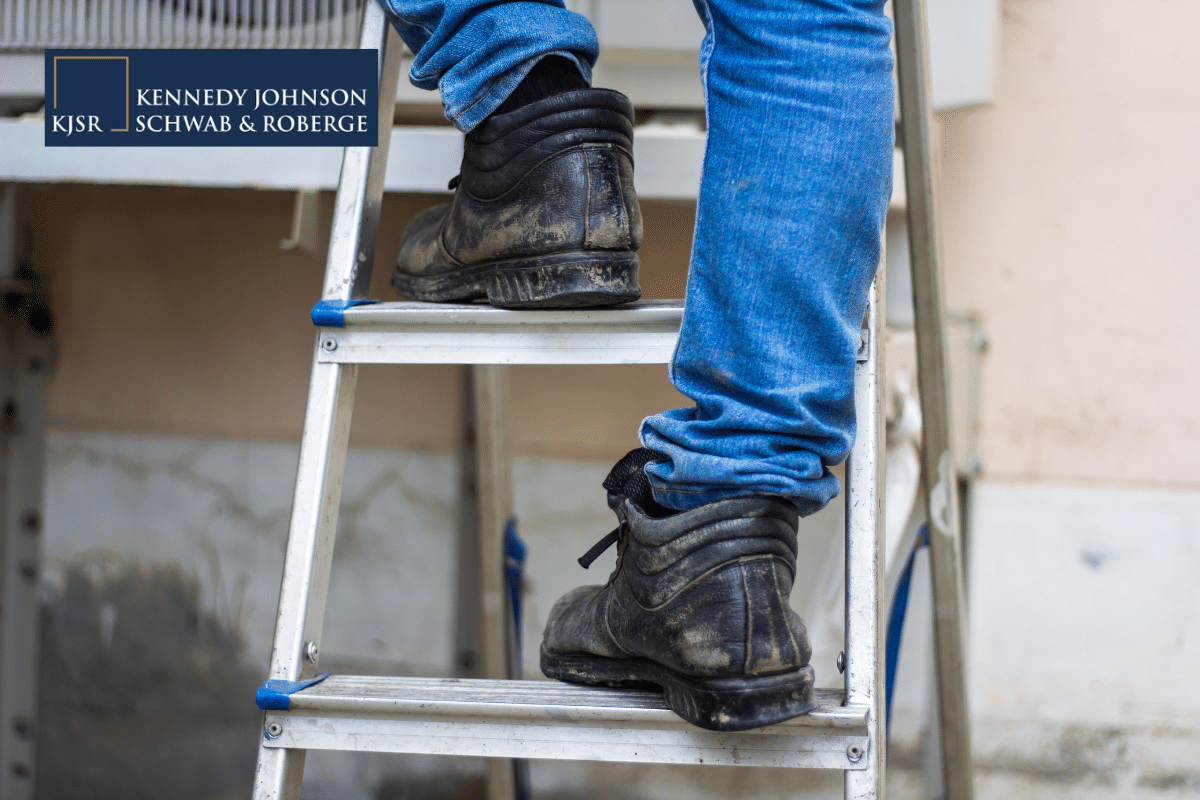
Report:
1,0,366,50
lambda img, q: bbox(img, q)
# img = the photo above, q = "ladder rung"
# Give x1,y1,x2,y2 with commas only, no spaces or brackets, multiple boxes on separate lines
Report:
262,676,869,769
315,300,683,365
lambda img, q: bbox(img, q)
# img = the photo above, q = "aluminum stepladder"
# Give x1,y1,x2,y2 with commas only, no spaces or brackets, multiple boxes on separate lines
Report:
252,0,973,797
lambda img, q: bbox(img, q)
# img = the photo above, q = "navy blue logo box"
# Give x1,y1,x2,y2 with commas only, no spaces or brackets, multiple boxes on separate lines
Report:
45,49,378,147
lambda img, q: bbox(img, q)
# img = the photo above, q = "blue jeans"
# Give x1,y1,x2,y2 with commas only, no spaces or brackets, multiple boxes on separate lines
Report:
379,0,894,516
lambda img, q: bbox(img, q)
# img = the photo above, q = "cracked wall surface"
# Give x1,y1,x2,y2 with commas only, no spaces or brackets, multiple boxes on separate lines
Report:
37,430,1200,799
43,430,460,676
37,429,871,799
39,430,463,799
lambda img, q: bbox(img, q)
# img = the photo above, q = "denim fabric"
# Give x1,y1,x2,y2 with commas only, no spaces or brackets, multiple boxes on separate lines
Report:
640,0,895,514
379,0,894,515
377,0,597,131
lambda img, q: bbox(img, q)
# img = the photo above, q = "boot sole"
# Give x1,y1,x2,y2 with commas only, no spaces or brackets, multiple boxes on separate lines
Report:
541,648,816,732
393,250,640,310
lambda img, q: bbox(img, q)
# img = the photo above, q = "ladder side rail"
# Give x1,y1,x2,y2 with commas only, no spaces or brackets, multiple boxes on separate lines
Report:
254,6,402,798
264,357,360,684
254,353,358,800
322,2,402,302
893,0,975,797
470,364,522,800
263,0,399,692
843,280,885,799
472,365,517,684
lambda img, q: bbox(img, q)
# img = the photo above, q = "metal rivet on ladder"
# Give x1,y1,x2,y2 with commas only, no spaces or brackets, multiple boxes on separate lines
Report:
21,510,41,536
837,651,845,674
321,337,338,352
11,762,31,778
847,744,864,763
304,641,319,662
18,560,37,584
266,722,283,739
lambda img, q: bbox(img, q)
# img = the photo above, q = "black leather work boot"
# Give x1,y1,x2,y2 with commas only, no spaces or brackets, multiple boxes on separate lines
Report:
392,89,642,309
541,449,815,732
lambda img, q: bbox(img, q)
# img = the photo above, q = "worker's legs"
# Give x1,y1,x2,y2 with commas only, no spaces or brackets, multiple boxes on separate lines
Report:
378,0,894,729
640,0,895,515
541,0,894,730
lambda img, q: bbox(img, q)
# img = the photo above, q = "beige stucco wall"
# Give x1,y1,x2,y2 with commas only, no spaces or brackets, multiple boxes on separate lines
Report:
31,185,691,462
939,0,1200,490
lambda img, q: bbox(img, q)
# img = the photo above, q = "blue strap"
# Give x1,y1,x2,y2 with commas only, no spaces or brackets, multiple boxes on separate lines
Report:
885,524,929,742
256,672,332,711
504,517,527,653
311,299,379,327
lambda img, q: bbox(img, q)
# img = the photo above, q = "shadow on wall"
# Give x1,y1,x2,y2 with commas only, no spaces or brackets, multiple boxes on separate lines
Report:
34,554,499,800
36,556,262,800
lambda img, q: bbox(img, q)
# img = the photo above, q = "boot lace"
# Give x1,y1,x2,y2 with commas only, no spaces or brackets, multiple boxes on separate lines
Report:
575,447,671,570
577,526,621,569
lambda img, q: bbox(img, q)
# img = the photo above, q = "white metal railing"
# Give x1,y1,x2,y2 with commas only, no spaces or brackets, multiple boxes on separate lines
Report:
0,0,365,50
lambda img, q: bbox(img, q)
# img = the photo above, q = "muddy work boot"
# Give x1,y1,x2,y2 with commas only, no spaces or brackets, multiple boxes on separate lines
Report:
541,449,815,731
392,89,642,309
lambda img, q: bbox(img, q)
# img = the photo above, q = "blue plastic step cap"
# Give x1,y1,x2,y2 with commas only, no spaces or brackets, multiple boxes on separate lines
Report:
256,672,332,711
311,299,379,328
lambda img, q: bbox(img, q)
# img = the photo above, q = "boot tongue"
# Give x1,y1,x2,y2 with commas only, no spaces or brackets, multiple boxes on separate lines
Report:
603,448,674,517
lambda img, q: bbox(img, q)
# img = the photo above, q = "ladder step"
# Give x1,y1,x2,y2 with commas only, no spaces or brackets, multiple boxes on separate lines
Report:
314,300,684,365
262,676,870,769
